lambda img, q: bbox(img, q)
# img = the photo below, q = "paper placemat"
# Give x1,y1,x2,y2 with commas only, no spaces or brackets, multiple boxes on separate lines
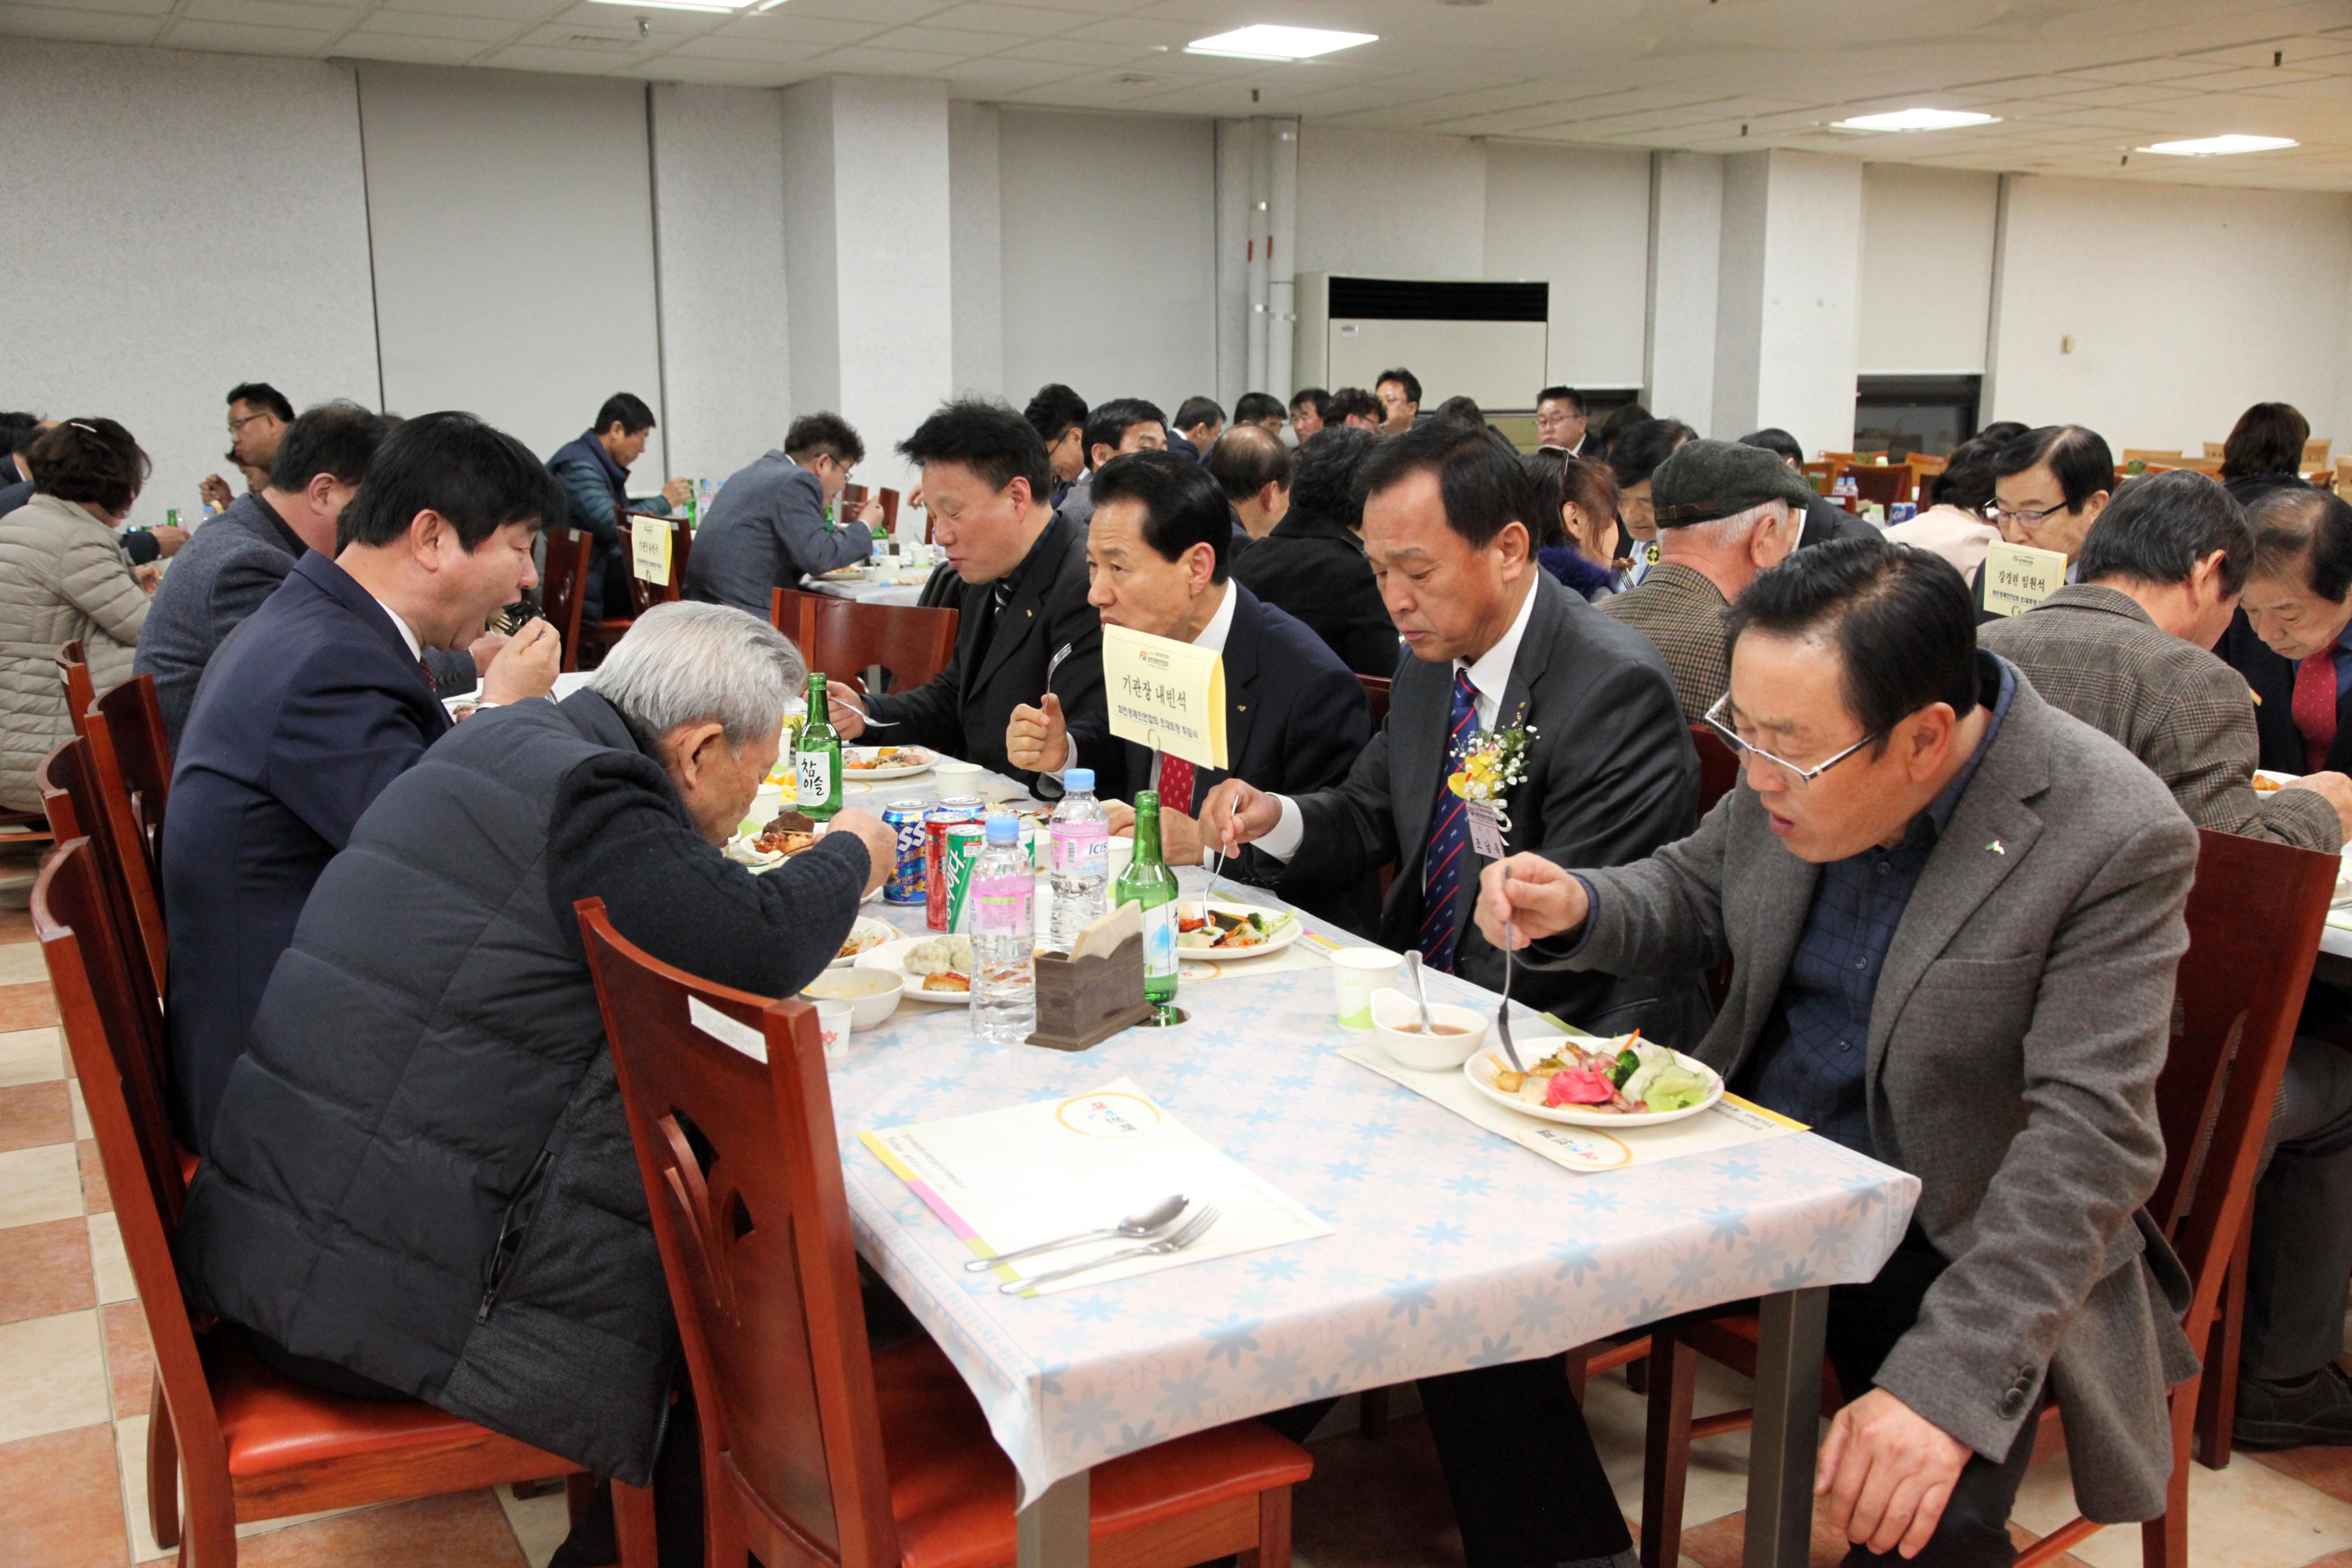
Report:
860,1077,1332,1295
1338,1037,1803,1174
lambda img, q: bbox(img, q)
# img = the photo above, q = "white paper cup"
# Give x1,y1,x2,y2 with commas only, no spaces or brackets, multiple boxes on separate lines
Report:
815,1000,855,1061
934,760,984,794
1330,947,1404,1030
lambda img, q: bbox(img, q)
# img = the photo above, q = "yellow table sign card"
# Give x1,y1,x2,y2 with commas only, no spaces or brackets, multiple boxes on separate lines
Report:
630,516,672,585
1101,624,1227,770
1980,541,2067,617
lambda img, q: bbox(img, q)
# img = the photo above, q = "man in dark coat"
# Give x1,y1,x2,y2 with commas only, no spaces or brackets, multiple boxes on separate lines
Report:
1230,427,1400,677
828,400,1123,796
178,603,897,1498
2218,484,2352,778
1005,451,1375,932
161,412,560,1151
546,392,689,625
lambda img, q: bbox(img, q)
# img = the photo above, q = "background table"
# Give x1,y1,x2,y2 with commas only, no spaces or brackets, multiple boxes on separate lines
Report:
806,562,928,608
802,782,1923,1568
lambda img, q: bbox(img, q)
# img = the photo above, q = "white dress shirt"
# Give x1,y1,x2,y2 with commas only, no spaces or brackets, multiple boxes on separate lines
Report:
1192,578,1236,654
1255,573,1539,862
367,591,424,663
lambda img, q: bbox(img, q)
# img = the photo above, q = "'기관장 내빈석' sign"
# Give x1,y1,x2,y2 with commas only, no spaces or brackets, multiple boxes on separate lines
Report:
1100,623,1227,770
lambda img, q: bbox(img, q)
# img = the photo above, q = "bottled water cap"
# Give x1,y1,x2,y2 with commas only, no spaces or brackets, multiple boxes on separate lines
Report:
1062,768,1094,791
986,816,1019,844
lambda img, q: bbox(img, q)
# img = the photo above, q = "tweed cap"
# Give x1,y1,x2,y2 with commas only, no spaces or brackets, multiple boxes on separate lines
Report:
1652,439,1816,527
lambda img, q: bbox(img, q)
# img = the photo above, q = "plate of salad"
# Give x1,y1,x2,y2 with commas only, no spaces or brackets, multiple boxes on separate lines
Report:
1463,1032,1722,1128
1174,901,1301,961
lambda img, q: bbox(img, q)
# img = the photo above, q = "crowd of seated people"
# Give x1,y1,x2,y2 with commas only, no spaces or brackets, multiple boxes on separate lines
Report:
17,361,2352,1568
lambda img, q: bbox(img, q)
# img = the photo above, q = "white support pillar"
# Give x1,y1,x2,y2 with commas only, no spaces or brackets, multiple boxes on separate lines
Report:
1646,150,1723,432
1267,118,1299,402
780,76,955,492
1709,149,1863,454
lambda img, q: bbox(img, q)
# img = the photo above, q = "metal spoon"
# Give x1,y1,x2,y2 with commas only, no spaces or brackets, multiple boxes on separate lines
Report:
1404,949,1434,1036
962,1193,1189,1272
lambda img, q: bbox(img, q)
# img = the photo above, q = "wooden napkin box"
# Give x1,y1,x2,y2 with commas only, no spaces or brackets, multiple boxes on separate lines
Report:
1026,933,1153,1051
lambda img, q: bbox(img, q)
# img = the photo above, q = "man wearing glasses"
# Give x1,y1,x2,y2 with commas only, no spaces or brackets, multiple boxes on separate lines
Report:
201,381,294,511
1477,537,2200,1567
1987,424,2114,575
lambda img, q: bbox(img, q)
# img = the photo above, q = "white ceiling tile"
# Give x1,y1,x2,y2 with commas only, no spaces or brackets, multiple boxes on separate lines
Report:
630,52,812,86
800,43,971,74
762,0,940,22
179,0,363,25
921,2,1095,37
359,9,524,42
155,16,333,51
396,0,564,19
994,36,1158,65
334,28,488,63
482,42,625,71
707,11,877,46
0,3,166,43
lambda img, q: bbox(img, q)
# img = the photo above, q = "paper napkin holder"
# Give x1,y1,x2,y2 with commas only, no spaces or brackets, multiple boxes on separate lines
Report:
1026,933,1153,1051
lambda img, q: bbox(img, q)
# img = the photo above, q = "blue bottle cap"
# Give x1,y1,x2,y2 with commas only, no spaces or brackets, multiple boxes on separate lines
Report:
986,815,1020,843
1062,768,1095,791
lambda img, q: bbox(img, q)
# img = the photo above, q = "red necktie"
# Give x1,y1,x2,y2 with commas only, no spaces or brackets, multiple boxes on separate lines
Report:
1156,754,1196,816
419,656,438,695
2294,652,2338,773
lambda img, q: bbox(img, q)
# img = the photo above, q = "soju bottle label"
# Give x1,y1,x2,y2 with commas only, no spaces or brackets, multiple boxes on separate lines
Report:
796,748,835,811
1139,899,1177,979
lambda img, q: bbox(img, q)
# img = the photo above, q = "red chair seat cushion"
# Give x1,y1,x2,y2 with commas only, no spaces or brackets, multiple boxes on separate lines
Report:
875,1339,1311,1568
208,1336,545,1478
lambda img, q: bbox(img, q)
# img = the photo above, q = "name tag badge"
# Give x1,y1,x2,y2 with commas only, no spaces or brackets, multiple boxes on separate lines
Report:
1468,800,1509,859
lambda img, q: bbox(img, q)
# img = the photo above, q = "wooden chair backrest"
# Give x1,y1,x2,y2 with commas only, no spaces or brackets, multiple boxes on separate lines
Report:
541,528,594,673
2147,457,2222,476
579,899,902,1568
800,597,960,695
2306,438,2332,468
2203,442,2227,461
1841,466,1906,506
37,737,164,1013
84,677,172,987
877,488,901,537
1688,725,1739,818
57,639,95,741
621,512,694,618
770,587,824,648
2155,830,2335,1354
1357,674,1392,732
2124,448,2187,465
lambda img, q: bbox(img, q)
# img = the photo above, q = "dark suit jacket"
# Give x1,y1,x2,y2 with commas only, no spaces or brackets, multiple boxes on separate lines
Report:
1123,585,1376,931
2217,608,2352,777
1286,572,1712,1040
135,492,307,751
1229,508,1400,677
1801,493,1878,548
864,513,1120,795
0,476,31,521
161,552,453,1152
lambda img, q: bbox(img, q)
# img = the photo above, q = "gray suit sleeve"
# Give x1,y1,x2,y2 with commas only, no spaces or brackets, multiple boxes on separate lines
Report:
1531,789,1733,975
771,476,872,577
2150,664,2343,851
1870,814,2196,1464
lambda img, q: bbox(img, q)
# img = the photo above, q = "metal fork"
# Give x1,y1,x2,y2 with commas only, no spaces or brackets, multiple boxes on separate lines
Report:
1043,642,1074,699
1497,915,1525,1073
1000,1204,1223,1295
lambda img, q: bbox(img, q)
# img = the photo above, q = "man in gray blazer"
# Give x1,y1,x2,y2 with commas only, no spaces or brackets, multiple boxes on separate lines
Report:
682,412,879,616
1479,538,2200,1563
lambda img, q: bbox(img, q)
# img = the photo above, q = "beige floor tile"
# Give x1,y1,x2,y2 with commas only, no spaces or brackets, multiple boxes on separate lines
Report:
0,943,47,987
2011,1445,2352,1568
0,1026,63,1087
0,1141,86,1227
88,1212,136,1304
0,1310,112,1443
1583,1359,1767,1531
67,1077,89,1141
497,1482,575,1568
116,1412,174,1564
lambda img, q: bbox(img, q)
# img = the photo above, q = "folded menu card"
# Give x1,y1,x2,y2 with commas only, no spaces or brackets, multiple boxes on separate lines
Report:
860,1077,1331,1295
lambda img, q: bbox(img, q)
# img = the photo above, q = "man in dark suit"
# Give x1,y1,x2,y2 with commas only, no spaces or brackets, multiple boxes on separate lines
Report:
2219,484,2352,778
1230,427,1399,677
162,412,561,1153
826,401,1120,796
1738,427,1880,548
1201,423,1289,564
1534,386,1604,459
1206,420,1711,1040
683,411,880,616
1004,451,1374,930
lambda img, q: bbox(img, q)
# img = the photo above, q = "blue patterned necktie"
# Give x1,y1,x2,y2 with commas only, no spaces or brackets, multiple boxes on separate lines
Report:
1418,668,1481,973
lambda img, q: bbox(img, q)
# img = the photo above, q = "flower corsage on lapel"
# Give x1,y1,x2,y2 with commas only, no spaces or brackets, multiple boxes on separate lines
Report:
1446,705,1536,857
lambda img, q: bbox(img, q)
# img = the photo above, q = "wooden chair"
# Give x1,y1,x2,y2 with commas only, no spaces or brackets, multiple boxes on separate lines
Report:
541,527,631,673
1902,454,1947,504
877,487,902,536
2307,438,2332,470
621,511,693,618
58,638,95,741
2204,442,2228,461
1841,466,1906,508
798,596,961,695
1357,674,1392,732
33,839,654,1568
1630,828,2338,1568
1688,725,1738,818
768,586,825,644
576,899,1311,1568
39,734,164,1013
2147,457,2222,477
2125,447,2189,466
83,675,172,988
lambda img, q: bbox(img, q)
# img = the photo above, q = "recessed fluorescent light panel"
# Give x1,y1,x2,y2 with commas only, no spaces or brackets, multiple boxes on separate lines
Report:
1834,108,1999,132
1186,25,1378,61
2139,134,2298,156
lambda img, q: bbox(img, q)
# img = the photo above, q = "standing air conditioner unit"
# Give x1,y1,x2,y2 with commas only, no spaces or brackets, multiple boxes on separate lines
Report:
1294,274,1550,410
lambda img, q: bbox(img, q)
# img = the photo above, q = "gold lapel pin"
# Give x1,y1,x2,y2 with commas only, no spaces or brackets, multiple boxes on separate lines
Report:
1987,839,2006,855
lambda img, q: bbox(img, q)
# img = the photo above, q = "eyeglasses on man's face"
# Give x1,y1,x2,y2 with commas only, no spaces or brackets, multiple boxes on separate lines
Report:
1981,500,2068,528
227,410,275,435
1702,692,1889,787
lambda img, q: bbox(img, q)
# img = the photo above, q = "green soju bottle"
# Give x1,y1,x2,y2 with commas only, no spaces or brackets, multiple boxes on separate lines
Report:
797,671,843,824
1115,789,1182,1022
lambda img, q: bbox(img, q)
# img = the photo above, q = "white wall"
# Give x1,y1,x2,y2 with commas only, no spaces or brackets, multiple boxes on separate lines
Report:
1987,175,2352,451
0,40,379,527
1645,151,1724,432
650,84,791,485
1858,164,1999,375
948,101,1005,402
1483,143,1652,394
356,63,667,480
1713,150,1863,453
1295,126,1486,281
997,108,1218,416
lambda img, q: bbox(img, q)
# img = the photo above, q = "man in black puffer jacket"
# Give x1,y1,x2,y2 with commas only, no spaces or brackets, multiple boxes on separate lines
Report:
176,602,896,1492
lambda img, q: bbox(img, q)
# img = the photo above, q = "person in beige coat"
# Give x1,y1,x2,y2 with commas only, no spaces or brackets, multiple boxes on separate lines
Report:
0,418,154,809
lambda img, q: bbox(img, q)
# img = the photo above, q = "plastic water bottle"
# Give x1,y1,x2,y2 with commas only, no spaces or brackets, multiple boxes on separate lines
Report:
972,816,1036,1043
1047,768,1110,953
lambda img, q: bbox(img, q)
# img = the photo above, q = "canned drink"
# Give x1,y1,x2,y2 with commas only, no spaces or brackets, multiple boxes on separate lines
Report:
1888,502,1918,525
941,823,986,933
924,805,978,930
883,801,929,904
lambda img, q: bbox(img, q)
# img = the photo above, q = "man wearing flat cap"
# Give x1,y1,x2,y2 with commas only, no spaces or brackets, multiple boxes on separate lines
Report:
1601,439,1808,721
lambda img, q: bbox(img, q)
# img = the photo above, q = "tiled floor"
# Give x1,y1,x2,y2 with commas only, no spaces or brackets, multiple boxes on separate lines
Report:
10,837,2352,1568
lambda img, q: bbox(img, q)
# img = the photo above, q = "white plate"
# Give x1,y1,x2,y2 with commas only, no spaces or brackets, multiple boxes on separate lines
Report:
831,915,899,967
1461,1043,1724,1128
858,934,975,1005
1174,900,1303,962
842,746,937,781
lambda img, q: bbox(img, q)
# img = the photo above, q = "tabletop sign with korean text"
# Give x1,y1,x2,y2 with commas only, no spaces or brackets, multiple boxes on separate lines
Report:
630,516,672,585
1980,541,2068,617
1101,624,1227,770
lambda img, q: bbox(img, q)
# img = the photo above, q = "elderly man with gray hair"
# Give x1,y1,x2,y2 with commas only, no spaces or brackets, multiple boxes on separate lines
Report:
1600,438,1810,721
179,602,896,1543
